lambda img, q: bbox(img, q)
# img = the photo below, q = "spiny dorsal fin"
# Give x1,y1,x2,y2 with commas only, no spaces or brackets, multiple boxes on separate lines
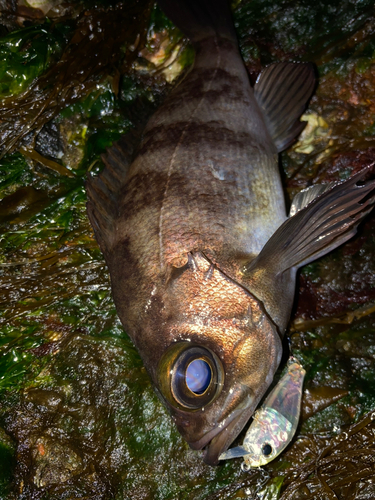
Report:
254,62,316,152
86,133,138,253
289,183,336,217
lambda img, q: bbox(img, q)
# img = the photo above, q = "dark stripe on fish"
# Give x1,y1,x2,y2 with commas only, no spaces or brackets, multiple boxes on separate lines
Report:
138,121,267,156
164,68,246,102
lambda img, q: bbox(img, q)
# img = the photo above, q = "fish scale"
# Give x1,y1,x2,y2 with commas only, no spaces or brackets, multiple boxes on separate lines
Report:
129,38,286,268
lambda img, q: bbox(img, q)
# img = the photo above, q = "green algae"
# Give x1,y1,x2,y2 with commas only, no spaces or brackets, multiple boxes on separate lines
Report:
0,24,69,98
0,0,375,499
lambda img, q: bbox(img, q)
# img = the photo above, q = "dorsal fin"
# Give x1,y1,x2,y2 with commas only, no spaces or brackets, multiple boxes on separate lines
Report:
254,62,316,152
86,133,138,253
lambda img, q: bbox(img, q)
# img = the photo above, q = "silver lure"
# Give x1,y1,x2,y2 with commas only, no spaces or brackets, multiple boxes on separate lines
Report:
219,357,306,468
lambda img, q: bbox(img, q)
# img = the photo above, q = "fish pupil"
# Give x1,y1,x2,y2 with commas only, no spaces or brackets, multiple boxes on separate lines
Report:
186,359,211,394
261,443,273,457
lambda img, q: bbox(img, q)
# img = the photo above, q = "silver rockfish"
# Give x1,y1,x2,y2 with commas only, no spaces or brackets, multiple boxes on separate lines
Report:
86,0,375,465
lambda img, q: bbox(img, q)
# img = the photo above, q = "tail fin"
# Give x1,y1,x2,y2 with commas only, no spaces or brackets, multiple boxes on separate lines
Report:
157,0,236,43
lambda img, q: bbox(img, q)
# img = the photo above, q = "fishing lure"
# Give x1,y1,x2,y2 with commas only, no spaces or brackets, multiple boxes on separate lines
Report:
219,357,305,469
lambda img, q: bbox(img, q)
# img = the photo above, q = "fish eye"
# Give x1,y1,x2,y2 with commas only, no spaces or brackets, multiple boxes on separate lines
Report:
186,359,212,394
158,343,224,410
261,443,273,457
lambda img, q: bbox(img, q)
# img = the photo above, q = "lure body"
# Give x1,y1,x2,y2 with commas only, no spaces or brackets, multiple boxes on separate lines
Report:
219,357,306,467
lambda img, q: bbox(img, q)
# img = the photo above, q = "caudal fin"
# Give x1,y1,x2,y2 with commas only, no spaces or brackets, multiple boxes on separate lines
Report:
156,0,236,43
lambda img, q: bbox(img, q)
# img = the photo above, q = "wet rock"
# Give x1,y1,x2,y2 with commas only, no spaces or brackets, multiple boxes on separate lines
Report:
32,436,83,488
35,121,64,163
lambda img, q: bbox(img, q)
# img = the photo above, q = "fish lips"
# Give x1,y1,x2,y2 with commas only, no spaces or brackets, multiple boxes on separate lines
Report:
184,390,257,465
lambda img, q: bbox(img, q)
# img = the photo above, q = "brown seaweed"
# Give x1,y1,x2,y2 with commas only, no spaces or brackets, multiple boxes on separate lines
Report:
279,411,375,500
0,0,152,157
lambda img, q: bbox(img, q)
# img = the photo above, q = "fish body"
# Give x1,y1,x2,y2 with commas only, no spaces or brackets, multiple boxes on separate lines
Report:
86,0,375,464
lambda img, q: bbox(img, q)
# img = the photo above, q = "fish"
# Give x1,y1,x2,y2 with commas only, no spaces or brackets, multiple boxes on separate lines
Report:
85,0,375,465
219,356,306,468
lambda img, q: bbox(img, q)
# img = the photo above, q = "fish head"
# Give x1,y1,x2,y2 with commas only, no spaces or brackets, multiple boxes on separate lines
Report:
155,252,283,465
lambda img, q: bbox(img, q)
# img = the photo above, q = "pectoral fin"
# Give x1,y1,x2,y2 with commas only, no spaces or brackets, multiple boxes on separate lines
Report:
289,183,336,217
250,167,375,273
254,62,316,152
244,166,375,332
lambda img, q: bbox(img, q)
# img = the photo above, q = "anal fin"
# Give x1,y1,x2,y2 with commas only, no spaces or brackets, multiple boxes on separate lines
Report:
254,62,316,152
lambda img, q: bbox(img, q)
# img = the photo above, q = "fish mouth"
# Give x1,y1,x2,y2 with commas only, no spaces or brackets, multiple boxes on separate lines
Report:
188,394,254,465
